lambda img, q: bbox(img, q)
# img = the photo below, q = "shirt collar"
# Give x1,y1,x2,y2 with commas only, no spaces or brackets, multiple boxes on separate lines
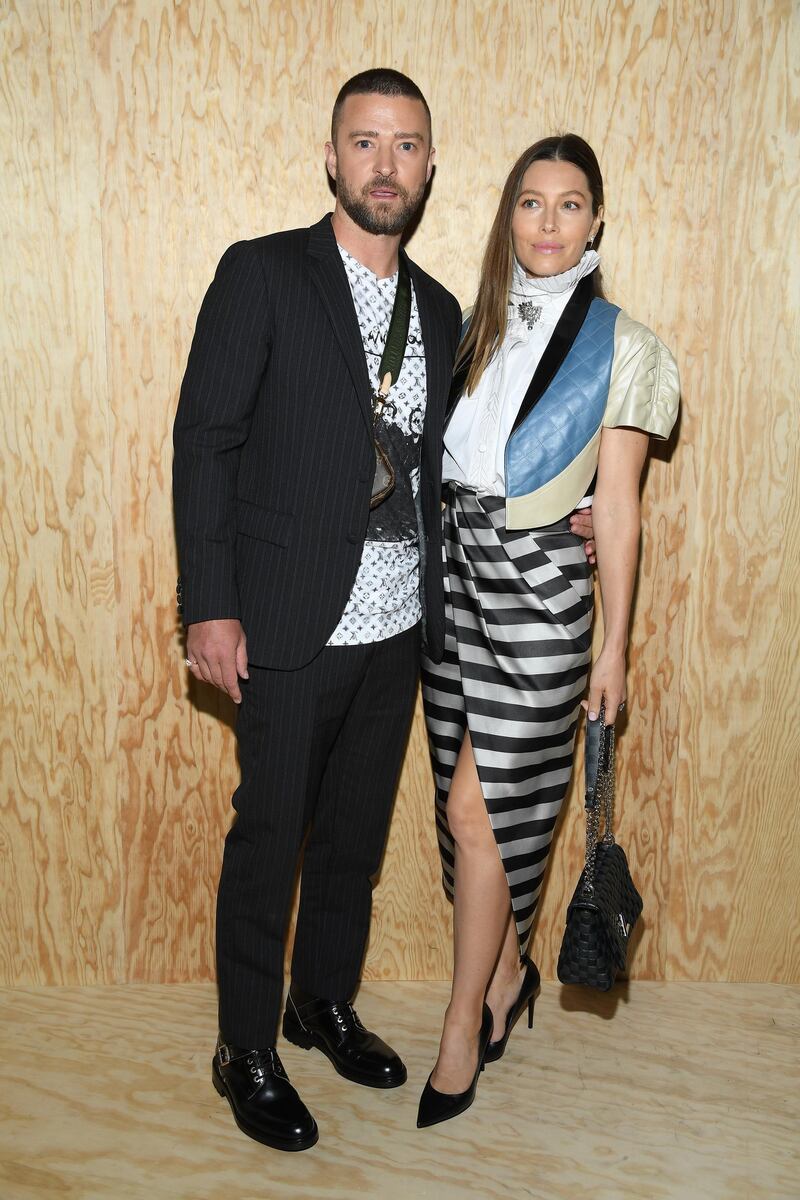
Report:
510,249,600,301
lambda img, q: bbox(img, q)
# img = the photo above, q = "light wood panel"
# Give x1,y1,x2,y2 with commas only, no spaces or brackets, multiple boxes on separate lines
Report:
0,2,123,984
1,981,798,1198
0,0,797,986
665,0,800,981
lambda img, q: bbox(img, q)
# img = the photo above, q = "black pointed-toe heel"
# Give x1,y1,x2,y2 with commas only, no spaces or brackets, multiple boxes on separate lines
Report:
416,1004,493,1129
483,954,541,1065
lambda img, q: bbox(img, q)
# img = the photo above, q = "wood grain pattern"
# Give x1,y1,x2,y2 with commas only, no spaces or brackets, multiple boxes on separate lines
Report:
0,981,798,1198
0,0,797,985
665,0,800,981
0,1,123,984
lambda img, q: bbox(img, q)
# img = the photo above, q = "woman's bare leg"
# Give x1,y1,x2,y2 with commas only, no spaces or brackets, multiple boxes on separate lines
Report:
430,731,510,1092
485,910,528,1042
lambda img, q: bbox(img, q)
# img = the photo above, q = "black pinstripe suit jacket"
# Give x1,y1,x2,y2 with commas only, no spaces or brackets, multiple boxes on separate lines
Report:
173,213,462,669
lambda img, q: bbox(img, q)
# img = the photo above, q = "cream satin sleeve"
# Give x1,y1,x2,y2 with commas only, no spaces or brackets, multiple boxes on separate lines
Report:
603,311,680,439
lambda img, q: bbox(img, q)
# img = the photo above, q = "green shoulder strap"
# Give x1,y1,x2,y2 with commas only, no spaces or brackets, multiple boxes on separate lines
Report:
374,257,412,404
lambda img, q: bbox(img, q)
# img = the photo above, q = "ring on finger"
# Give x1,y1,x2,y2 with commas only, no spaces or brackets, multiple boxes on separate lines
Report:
184,658,198,667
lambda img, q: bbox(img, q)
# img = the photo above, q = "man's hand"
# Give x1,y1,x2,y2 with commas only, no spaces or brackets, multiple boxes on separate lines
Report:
185,619,248,704
570,507,596,565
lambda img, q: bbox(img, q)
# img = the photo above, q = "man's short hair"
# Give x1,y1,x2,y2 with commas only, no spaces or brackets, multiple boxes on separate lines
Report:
331,68,432,144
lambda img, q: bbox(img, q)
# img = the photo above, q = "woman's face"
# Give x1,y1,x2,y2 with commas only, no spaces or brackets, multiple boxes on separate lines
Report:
511,159,602,278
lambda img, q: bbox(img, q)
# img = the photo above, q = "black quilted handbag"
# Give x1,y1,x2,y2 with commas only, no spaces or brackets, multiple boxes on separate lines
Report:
557,708,643,990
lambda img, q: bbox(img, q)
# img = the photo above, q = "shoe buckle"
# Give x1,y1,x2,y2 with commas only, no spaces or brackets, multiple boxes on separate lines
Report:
217,1042,231,1066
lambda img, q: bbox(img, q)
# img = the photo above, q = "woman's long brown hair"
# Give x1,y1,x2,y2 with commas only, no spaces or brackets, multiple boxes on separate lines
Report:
456,134,606,396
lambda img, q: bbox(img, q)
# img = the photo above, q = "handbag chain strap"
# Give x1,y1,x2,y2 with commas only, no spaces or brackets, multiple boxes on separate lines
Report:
582,717,616,897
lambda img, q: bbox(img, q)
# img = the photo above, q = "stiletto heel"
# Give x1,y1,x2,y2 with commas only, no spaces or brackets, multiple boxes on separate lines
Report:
484,953,540,1064
417,1005,493,1129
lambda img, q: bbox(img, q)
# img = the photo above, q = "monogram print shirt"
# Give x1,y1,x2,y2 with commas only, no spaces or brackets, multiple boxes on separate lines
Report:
327,245,427,646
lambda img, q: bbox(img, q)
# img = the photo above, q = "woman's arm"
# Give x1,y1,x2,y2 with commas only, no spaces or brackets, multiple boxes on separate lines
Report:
582,425,650,726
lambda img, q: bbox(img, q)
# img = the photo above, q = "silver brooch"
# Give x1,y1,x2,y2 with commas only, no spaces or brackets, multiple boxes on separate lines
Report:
517,301,543,330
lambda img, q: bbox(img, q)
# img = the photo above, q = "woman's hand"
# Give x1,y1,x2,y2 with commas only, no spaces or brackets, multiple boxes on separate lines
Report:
581,648,627,726
569,507,596,564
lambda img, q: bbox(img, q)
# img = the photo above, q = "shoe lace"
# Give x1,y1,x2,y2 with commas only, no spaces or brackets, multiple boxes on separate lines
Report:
330,1002,366,1035
245,1047,287,1085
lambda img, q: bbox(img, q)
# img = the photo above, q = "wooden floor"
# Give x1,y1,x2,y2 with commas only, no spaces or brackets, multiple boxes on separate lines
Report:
0,981,797,1200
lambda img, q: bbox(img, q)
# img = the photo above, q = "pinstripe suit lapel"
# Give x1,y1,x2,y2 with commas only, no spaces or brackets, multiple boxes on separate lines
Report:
306,215,374,436
408,256,449,438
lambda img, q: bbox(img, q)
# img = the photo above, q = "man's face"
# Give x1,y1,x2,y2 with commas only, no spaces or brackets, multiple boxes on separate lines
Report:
325,93,435,236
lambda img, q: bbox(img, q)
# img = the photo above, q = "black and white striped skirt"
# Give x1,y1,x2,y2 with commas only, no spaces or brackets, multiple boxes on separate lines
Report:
421,485,594,951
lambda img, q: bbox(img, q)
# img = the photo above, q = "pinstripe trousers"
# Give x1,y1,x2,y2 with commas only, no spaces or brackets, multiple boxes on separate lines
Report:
216,623,421,1047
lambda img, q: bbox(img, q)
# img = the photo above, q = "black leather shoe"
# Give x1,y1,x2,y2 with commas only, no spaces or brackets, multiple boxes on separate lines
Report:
484,953,541,1064
282,984,407,1088
212,1038,318,1151
417,1004,493,1129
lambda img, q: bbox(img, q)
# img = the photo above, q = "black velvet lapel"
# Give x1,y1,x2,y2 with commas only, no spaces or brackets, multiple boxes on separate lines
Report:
406,254,449,451
510,274,595,433
306,214,374,436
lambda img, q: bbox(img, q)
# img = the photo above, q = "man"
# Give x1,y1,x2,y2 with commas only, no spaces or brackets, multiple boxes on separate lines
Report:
173,69,462,1152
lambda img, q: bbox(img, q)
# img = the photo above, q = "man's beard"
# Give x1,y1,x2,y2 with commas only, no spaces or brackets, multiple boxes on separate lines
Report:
336,174,425,236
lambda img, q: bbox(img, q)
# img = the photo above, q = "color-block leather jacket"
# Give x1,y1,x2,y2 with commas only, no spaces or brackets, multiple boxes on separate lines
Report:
447,275,680,529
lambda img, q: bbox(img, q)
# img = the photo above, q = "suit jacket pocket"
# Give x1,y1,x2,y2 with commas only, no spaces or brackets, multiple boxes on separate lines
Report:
236,500,295,547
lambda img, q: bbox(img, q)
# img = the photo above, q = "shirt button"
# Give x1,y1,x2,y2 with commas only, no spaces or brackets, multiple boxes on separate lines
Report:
479,443,487,453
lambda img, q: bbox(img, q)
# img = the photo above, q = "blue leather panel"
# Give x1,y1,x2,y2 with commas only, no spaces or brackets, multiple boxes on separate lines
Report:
505,300,619,499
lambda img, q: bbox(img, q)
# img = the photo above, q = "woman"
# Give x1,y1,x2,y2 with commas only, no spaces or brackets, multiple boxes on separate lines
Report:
417,135,679,1128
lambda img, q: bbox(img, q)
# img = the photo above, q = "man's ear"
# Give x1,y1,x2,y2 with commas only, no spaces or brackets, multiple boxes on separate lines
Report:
324,140,337,182
426,144,436,184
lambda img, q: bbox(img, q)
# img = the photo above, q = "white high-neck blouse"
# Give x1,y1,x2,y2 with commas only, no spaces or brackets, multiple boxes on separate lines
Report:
443,251,600,495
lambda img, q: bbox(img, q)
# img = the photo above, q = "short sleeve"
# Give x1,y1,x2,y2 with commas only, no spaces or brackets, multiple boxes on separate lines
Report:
603,310,680,440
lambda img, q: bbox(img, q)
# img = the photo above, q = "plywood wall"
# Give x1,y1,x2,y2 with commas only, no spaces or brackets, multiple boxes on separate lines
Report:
1,0,797,987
